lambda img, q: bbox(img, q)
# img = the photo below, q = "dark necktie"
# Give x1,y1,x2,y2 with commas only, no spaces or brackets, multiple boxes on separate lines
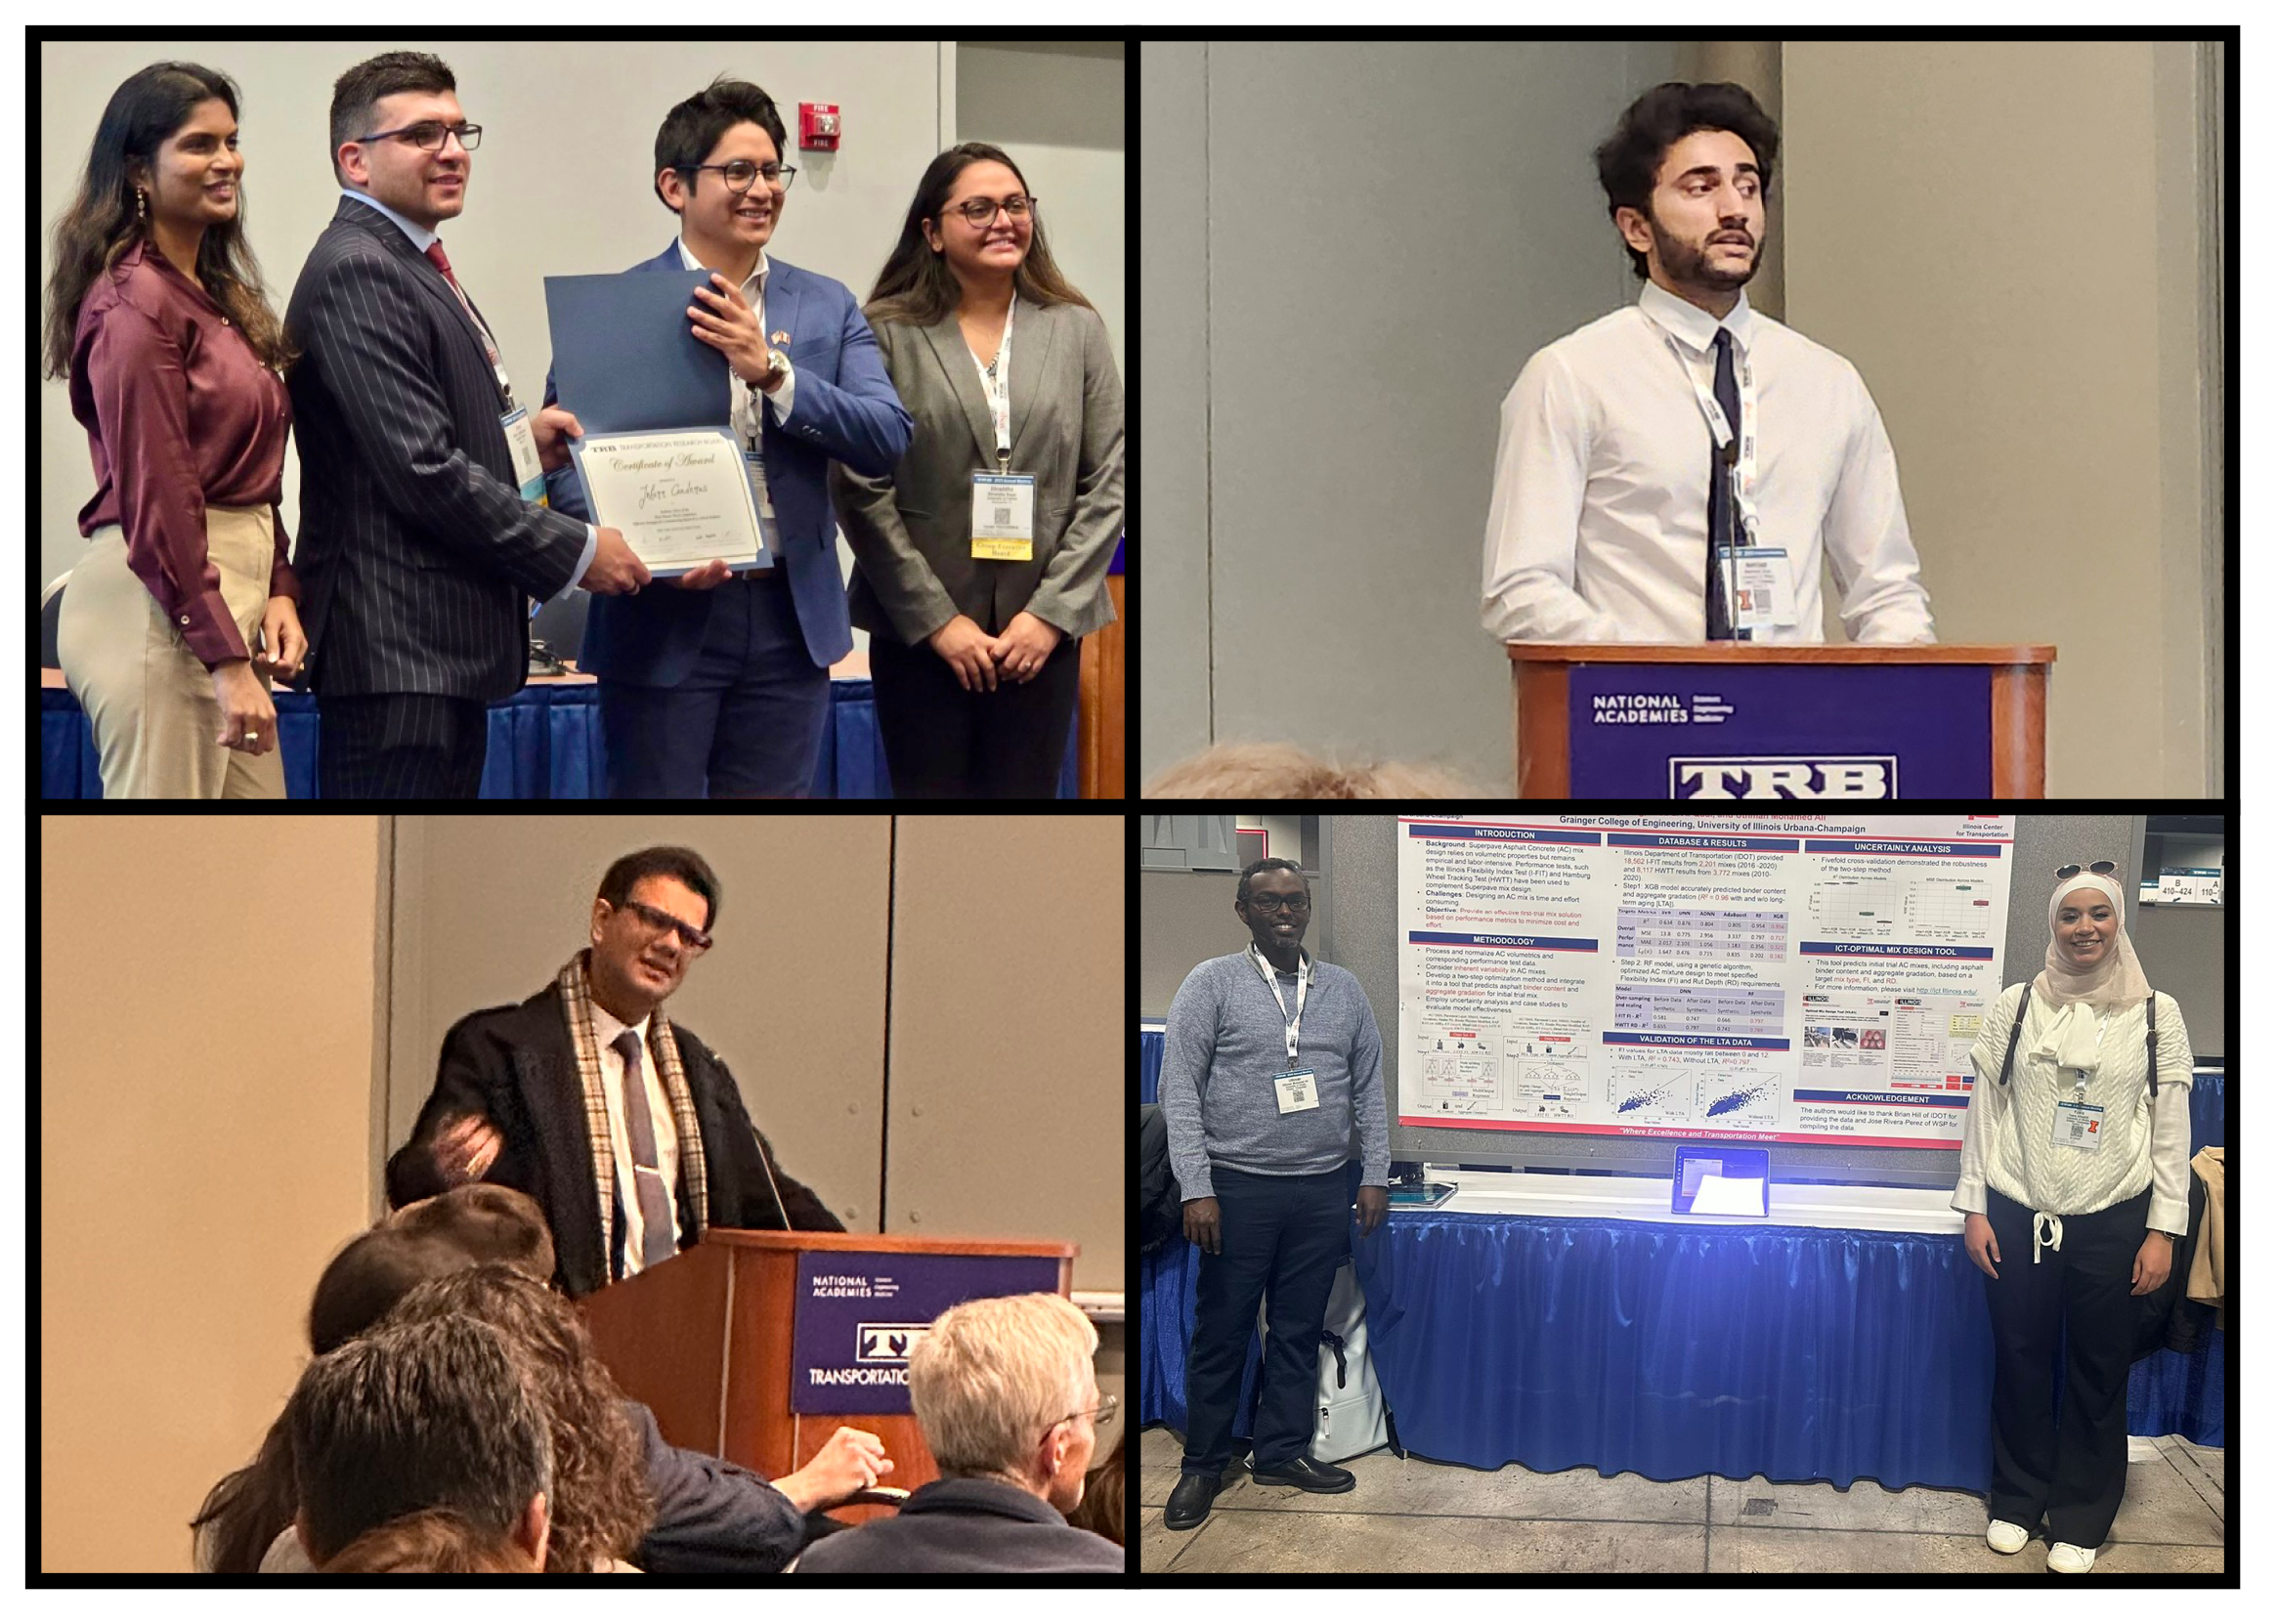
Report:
612,1029,678,1269
1705,327,1744,641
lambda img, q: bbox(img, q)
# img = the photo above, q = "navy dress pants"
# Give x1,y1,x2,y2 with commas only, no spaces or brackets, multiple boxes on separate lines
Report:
1181,1161,1357,1478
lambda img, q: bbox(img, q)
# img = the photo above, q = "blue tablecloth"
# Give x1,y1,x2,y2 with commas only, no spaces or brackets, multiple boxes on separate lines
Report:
41,679,1076,799
1138,1041,2226,1470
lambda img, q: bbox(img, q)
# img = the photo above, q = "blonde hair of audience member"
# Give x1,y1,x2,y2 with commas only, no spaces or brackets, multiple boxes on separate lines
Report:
320,1508,540,1573
906,1292,1100,1513
1142,742,1488,798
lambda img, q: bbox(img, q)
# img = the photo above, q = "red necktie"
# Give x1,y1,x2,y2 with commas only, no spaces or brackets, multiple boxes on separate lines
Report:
423,238,498,370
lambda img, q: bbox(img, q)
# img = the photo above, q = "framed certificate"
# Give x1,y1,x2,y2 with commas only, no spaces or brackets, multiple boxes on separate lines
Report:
569,427,769,577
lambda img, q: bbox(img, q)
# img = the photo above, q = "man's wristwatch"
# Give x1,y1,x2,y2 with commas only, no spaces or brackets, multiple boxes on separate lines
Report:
750,349,789,392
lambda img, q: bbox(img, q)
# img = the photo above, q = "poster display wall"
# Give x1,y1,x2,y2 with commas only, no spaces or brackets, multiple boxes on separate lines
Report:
1395,816,2015,1149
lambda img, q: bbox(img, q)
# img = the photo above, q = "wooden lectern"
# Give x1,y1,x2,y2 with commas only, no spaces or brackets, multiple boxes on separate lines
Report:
1505,643,2056,797
579,1230,1075,1518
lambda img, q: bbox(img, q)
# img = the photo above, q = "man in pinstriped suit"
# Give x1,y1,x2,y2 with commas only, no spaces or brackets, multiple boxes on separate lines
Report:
286,51,649,797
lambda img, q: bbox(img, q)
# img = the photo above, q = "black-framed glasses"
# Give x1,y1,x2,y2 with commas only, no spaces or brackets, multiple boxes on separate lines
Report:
949,193,1034,226
351,121,482,152
1244,894,1311,916
616,898,712,956
1040,1391,1117,1444
2054,861,2119,880
684,159,797,194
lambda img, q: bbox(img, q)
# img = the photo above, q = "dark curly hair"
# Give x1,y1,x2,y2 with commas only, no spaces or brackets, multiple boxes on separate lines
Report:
378,1265,655,1572
1593,81,1781,280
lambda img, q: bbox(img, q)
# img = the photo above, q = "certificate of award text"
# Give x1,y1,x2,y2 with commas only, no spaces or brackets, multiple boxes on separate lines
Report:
571,429,770,576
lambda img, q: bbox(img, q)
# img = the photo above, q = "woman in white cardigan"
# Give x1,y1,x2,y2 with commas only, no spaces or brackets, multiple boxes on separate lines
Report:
1954,863,2194,1574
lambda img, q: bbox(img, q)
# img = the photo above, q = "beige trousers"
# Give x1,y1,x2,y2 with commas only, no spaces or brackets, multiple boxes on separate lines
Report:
58,503,285,799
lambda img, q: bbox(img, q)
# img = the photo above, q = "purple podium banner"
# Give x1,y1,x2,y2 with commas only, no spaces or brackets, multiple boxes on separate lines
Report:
1568,662,1993,798
792,1251,1063,1415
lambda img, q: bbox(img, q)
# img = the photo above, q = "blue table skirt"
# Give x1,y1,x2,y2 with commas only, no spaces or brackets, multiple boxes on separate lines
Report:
42,679,1076,799
1134,1035,2224,1470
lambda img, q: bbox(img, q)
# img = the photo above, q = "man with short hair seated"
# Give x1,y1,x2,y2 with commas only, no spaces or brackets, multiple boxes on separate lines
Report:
793,1293,1123,1573
285,1312,554,1571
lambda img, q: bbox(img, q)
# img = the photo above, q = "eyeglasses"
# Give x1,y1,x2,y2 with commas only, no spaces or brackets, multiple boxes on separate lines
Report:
616,898,712,956
684,160,797,194
1040,1392,1118,1444
2054,861,2119,880
949,193,1034,226
352,121,483,153
1244,894,1311,915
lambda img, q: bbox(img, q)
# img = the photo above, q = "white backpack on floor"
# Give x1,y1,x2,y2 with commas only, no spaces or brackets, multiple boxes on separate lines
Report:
1310,1260,1388,1464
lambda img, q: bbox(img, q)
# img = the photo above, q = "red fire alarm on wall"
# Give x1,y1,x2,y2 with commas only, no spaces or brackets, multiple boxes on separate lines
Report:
799,103,840,151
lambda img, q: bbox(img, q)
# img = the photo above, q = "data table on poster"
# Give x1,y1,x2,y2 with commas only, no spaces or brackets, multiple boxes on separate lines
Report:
1614,908,1788,962
1611,982,1788,1036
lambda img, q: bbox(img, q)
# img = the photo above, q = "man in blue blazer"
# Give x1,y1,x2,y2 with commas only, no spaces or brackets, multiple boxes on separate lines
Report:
547,78,911,797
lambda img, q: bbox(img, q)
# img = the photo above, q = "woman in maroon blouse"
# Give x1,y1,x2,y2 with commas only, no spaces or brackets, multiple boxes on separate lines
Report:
42,62,304,797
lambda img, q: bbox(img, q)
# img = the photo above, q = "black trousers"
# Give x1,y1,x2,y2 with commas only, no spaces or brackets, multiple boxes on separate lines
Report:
869,627,1079,798
1982,1183,2151,1548
318,692,488,798
1181,1162,1357,1477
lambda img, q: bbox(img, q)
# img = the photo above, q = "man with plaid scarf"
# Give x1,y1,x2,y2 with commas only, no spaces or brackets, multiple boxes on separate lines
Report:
387,845,843,1297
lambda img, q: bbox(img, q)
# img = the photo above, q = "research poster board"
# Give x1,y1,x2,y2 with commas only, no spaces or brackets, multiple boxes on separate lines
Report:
1396,816,2015,1149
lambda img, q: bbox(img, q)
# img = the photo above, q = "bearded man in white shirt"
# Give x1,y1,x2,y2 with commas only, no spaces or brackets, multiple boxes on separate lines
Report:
1482,81,1936,645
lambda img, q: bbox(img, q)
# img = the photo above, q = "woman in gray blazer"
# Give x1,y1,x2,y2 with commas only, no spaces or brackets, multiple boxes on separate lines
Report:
832,144,1123,798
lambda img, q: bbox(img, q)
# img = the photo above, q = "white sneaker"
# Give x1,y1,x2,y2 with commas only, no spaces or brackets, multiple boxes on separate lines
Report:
2046,1541,2097,1573
1986,1519,2031,1555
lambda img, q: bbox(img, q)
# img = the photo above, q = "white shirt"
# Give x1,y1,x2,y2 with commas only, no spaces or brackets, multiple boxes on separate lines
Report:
1481,279,1935,644
1952,986,2194,1234
675,236,791,564
589,1003,681,1279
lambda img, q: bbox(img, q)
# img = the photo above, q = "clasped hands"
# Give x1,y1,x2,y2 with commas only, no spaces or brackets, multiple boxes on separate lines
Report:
927,611,1062,692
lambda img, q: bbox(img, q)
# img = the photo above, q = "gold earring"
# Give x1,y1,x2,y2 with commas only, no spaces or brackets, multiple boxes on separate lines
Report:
136,188,147,222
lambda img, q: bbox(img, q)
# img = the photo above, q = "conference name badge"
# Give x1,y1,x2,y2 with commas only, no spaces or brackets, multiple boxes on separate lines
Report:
1273,1069,1320,1115
2050,1099,2106,1151
970,471,1036,561
500,406,548,505
1724,546,1796,630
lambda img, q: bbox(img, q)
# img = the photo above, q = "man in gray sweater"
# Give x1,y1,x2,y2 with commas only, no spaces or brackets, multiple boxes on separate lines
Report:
1157,857,1391,1531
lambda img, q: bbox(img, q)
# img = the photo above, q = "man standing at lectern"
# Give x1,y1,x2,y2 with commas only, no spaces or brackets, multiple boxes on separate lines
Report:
387,846,842,1297
1157,857,1390,1532
1481,81,1936,645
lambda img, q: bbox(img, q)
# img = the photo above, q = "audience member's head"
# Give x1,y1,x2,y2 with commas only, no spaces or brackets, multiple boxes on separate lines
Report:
1143,741,1489,798
379,1263,654,1571
319,1508,541,1573
307,1225,481,1356
195,1196,563,1571
1066,1429,1125,1547
389,1182,557,1283
908,1293,1102,1514
285,1312,553,1569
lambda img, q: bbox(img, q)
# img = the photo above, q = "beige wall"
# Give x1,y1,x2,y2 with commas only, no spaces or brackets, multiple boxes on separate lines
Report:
40,815,381,1573
40,813,1123,1571
1783,40,2220,795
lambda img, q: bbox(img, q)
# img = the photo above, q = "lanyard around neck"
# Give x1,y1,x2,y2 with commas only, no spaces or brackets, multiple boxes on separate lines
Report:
1639,307,1761,547
1247,942,1310,1062
969,297,1015,472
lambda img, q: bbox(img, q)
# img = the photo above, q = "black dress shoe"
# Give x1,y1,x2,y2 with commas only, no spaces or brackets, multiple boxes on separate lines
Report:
1163,1472,1220,1529
1249,1455,1355,1492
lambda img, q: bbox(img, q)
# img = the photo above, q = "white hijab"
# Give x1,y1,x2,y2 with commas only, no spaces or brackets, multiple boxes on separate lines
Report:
2029,872,2153,1075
